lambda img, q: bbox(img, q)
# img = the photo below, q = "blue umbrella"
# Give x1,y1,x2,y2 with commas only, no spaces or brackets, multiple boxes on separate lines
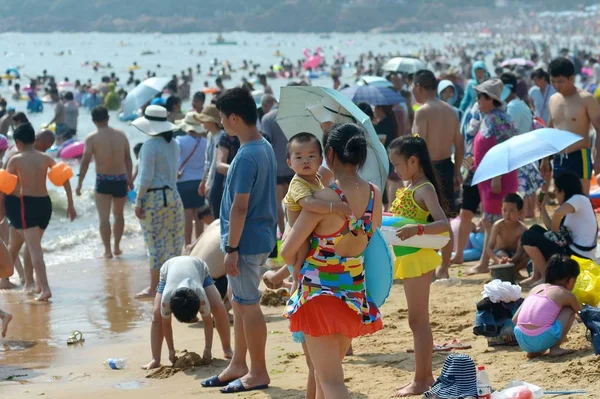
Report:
5,68,19,78
341,85,405,106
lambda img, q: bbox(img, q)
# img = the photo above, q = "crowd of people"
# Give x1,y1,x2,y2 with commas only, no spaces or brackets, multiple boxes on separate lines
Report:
0,34,600,396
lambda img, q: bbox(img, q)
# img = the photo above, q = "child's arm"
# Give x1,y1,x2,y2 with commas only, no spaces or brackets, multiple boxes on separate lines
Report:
564,290,583,313
162,316,176,364
486,221,502,265
263,264,291,289
511,304,523,325
291,240,310,292
201,312,213,361
298,195,350,216
396,184,449,239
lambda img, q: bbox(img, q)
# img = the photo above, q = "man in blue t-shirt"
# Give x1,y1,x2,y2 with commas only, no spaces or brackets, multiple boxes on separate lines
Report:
202,87,276,393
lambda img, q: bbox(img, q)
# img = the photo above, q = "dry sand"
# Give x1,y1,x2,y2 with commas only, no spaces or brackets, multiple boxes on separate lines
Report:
1,236,598,398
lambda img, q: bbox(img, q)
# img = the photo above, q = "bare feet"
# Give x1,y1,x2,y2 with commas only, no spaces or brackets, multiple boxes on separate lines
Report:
217,364,249,384
23,282,36,294
0,279,19,290
519,276,543,287
1,312,13,337
102,251,113,259
549,347,576,357
526,351,546,359
35,290,52,301
223,348,233,359
346,343,354,356
435,265,450,280
394,379,434,397
466,264,489,276
135,287,156,299
142,359,161,370
203,347,213,363
113,247,123,256
450,255,464,265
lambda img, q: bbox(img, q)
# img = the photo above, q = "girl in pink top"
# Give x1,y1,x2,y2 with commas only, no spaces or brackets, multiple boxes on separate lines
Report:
513,254,582,358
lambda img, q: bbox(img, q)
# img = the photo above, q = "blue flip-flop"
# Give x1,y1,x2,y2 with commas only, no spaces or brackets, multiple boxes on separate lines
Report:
201,375,235,388
219,378,269,394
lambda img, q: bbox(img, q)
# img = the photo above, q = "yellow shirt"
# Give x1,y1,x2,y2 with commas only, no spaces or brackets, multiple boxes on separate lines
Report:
283,175,324,212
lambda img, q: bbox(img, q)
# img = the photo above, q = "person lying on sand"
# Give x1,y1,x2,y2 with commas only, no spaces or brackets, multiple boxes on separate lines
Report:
143,256,232,370
485,194,528,269
512,254,581,358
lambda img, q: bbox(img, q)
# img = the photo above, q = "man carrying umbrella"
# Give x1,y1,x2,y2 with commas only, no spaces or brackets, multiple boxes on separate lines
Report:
543,58,600,195
412,70,464,279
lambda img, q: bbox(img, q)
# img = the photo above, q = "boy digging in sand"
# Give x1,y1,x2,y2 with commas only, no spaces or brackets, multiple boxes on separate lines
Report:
143,256,232,370
4,123,77,301
486,193,529,270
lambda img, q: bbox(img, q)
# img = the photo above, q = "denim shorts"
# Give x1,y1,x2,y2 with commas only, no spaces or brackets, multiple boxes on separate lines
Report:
228,253,269,305
514,320,562,353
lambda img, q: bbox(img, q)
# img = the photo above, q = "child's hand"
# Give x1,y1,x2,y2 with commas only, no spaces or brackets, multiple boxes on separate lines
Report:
262,270,283,290
396,225,418,241
332,201,352,216
500,256,510,264
169,349,177,365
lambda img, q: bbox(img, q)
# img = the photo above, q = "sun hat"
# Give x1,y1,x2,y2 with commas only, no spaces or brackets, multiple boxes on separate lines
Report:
6,106,15,113
195,104,221,125
306,96,355,124
131,105,176,136
424,354,478,399
177,112,205,134
474,78,505,106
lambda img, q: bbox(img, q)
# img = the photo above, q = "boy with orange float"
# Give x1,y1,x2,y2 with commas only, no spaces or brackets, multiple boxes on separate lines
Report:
0,123,76,301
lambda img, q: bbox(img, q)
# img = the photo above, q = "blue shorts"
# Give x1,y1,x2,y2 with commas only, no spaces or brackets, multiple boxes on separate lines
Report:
514,320,562,353
228,253,269,305
554,149,592,180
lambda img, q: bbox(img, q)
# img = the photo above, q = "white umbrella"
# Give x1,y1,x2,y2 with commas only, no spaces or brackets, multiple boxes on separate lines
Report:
382,57,426,74
358,76,393,88
122,77,171,116
276,86,389,191
472,128,583,185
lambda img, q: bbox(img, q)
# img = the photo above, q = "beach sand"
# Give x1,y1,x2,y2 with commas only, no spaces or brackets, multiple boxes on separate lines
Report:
1,235,599,398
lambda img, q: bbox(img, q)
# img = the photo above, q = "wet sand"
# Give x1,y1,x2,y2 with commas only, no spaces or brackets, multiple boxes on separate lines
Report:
1,235,599,398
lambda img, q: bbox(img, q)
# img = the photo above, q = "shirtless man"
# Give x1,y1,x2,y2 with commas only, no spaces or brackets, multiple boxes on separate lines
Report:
76,106,133,259
542,58,600,195
5,123,76,301
44,89,68,141
412,69,464,279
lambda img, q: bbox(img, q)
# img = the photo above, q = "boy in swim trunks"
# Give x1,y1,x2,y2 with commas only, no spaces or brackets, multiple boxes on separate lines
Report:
76,106,133,259
486,194,528,269
142,256,232,370
263,132,350,290
5,123,77,301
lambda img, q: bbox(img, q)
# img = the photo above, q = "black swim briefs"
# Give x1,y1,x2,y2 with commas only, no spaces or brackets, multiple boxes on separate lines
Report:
5,195,53,230
96,174,128,198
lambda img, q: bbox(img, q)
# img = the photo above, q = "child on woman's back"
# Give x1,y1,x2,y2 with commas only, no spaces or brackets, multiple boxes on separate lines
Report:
263,132,349,290
486,193,528,268
513,254,581,358
387,135,450,397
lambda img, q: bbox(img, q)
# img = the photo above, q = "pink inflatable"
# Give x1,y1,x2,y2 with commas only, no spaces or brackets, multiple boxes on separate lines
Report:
59,141,85,160
302,47,323,70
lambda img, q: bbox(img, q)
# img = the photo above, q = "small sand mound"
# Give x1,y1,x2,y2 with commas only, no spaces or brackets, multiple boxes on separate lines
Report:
146,350,211,379
260,288,289,307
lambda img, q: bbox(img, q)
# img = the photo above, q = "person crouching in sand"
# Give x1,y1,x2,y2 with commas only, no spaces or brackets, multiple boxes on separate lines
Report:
513,254,581,358
4,123,77,301
142,256,232,370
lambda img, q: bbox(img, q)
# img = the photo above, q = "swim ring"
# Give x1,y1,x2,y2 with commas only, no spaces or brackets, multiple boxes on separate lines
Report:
60,141,85,160
381,213,450,249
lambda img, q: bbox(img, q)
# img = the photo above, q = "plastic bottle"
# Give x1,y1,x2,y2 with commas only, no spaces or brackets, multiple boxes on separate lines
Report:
477,365,492,399
104,358,126,370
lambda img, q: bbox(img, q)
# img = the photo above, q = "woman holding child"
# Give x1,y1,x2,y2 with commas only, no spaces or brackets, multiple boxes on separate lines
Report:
281,123,383,399
520,171,597,286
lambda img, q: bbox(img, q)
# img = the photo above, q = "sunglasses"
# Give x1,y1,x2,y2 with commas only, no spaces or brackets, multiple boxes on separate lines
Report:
477,92,491,100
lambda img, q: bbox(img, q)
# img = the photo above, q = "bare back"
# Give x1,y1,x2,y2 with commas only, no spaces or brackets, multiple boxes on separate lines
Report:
413,99,460,161
86,127,130,175
549,89,594,153
7,150,54,197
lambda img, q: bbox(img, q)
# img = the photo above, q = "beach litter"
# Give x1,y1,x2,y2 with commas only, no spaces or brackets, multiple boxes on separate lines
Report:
260,288,289,307
145,350,210,379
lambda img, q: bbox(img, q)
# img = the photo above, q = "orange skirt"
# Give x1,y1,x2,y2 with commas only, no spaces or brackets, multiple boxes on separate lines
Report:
289,295,383,339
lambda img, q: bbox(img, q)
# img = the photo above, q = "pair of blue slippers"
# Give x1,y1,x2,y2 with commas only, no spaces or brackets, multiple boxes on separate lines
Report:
201,375,269,394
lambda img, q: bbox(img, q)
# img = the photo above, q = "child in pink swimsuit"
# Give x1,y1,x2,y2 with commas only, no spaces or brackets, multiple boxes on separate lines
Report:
512,254,582,358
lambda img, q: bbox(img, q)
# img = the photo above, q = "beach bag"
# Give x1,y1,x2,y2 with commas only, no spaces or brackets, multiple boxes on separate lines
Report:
579,304,600,355
571,256,600,307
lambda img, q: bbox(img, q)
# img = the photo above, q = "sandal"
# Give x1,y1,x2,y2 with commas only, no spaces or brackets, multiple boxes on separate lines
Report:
407,343,452,353
442,339,472,350
67,330,85,345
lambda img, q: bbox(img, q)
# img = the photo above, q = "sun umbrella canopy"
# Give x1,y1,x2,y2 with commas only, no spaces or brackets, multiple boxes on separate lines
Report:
500,58,535,68
472,128,583,185
276,86,389,190
122,77,171,116
358,76,393,88
382,57,426,74
341,85,405,106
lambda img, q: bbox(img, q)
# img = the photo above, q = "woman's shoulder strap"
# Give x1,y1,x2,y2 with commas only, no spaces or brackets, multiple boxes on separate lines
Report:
330,183,349,204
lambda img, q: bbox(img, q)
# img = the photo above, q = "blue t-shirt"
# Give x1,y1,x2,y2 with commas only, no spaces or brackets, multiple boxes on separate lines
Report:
220,137,277,255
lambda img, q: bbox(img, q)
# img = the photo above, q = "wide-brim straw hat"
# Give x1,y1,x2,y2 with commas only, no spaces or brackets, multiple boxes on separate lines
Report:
306,95,355,124
194,104,221,125
131,105,176,136
177,112,206,134
474,78,505,106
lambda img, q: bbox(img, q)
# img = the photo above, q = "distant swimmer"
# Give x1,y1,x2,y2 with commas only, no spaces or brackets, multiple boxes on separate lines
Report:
542,58,600,195
5,123,77,301
76,106,133,259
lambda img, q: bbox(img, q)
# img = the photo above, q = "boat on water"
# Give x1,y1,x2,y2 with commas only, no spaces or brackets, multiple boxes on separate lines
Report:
209,34,238,46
